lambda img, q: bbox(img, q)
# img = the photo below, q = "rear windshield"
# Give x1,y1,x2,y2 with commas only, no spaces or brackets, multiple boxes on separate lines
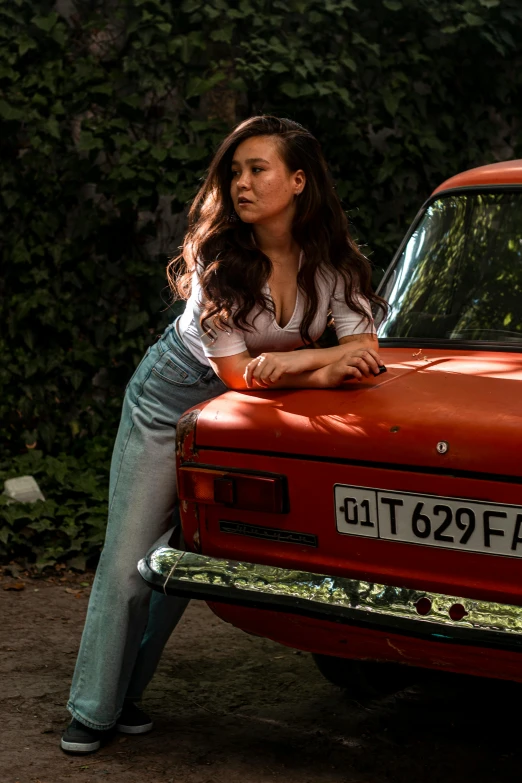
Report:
377,191,522,347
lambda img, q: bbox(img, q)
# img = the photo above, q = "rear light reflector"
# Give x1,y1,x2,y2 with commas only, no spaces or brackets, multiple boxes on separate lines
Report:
214,477,235,504
178,466,286,514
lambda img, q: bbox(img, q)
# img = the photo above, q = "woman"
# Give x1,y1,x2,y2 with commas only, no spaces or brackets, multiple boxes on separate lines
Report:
61,115,386,754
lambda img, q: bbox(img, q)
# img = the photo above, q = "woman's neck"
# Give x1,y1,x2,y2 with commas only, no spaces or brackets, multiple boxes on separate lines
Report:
253,224,300,267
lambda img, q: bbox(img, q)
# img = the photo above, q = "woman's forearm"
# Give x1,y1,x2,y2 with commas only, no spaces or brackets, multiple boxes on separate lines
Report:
264,366,329,389
293,335,378,373
225,363,329,390
292,345,347,372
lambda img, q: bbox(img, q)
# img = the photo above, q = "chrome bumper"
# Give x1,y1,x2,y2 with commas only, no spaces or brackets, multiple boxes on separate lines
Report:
138,546,522,652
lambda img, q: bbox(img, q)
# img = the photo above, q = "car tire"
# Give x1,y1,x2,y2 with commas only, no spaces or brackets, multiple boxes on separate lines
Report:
312,653,417,698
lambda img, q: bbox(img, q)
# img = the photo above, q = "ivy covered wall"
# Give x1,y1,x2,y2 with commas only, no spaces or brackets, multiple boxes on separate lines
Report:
1,0,521,564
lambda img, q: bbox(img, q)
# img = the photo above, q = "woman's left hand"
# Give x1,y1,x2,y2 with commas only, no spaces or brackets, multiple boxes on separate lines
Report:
244,352,305,388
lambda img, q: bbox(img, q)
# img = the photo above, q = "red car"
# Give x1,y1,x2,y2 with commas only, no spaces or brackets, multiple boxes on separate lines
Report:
140,160,522,693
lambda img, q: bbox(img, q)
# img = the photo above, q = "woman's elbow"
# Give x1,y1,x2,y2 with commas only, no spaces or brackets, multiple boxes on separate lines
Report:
221,375,248,391
209,355,251,390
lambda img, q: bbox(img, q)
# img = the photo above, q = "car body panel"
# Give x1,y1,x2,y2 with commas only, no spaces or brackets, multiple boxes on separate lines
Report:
192,349,522,478
207,603,522,683
433,159,522,194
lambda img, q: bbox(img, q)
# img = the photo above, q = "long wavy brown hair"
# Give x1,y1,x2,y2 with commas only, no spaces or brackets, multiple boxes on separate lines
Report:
167,115,387,343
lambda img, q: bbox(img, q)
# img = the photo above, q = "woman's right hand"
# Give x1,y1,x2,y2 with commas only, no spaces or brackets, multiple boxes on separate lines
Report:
321,350,384,387
243,351,306,388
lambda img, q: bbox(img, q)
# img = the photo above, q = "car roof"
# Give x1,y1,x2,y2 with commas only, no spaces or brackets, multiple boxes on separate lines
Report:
432,159,522,195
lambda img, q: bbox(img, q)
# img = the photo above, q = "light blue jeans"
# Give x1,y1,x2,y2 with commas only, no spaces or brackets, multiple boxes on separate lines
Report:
67,318,227,730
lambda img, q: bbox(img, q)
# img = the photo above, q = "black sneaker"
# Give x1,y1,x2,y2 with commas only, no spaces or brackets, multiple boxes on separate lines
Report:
116,701,154,735
60,718,110,754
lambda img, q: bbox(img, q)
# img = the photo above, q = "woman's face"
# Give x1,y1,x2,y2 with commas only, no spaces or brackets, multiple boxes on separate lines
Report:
230,135,305,226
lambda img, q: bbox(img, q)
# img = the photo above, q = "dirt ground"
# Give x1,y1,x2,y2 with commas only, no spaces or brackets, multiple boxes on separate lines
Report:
2,568,522,783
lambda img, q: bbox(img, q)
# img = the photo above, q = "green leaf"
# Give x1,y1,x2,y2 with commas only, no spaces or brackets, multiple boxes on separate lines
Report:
383,89,401,116
35,554,57,570
181,0,201,10
18,37,37,56
188,120,212,131
121,95,142,108
46,117,60,139
341,55,357,72
151,146,168,162
383,0,402,10
90,83,114,96
31,13,58,32
464,12,485,26
2,191,18,209
280,82,299,98
185,73,226,99
0,100,24,121
65,370,84,391
124,311,149,333
210,26,234,43
420,136,445,152
78,132,104,152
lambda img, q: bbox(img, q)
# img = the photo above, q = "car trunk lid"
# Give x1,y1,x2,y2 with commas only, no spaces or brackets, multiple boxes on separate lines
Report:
195,347,522,479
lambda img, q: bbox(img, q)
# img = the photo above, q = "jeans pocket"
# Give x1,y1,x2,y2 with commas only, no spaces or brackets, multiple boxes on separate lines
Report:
151,353,205,387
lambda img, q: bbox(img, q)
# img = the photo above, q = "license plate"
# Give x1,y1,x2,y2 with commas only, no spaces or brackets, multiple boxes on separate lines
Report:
334,485,522,558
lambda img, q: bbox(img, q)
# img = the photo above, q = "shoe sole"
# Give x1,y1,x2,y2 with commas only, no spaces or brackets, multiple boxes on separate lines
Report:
60,737,101,753
116,721,154,735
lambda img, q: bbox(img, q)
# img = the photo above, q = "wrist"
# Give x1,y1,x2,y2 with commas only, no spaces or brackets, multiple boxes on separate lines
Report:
311,366,331,388
290,347,336,374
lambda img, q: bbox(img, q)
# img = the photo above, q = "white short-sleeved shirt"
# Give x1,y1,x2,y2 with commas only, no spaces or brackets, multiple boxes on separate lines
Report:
177,261,374,366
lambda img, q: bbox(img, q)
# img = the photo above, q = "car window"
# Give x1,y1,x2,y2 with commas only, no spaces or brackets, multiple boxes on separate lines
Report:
378,192,522,346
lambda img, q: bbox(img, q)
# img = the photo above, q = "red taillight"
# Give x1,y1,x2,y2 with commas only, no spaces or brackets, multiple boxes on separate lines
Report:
178,466,286,514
